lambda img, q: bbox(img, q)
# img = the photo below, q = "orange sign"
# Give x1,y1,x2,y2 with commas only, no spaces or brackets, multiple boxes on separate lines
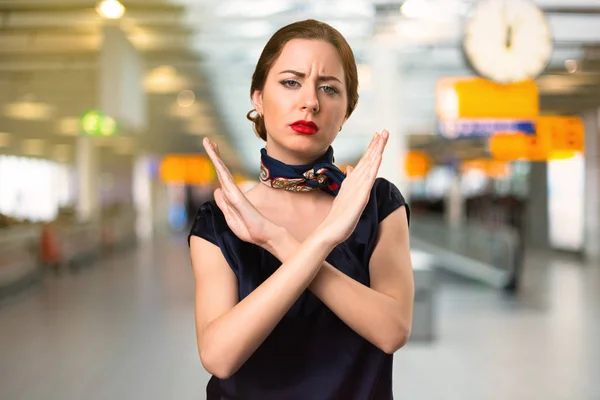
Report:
489,116,584,161
405,151,432,179
537,116,584,153
488,134,529,161
436,77,538,120
160,155,215,184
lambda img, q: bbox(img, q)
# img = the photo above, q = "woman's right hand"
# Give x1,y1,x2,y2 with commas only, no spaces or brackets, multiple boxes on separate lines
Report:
202,138,282,247
317,129,389,244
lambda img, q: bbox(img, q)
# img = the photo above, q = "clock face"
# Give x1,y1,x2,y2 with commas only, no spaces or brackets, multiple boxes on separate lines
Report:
463,0,553,84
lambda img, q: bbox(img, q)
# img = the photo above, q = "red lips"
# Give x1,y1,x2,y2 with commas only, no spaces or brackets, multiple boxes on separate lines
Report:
290,120,319,135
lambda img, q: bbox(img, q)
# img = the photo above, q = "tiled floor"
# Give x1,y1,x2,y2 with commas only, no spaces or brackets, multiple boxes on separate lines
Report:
1,236,598,400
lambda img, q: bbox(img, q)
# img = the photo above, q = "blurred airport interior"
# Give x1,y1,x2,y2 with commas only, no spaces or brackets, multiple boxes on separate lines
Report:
0,1,599,399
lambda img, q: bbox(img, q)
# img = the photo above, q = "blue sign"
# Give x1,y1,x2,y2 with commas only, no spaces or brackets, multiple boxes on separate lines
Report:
438,119,535,139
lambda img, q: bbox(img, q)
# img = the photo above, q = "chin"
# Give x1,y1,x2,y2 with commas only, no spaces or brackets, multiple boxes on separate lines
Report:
286,135,330,156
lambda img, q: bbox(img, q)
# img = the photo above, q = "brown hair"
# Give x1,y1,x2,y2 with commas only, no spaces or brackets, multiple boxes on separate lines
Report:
246,19,359,141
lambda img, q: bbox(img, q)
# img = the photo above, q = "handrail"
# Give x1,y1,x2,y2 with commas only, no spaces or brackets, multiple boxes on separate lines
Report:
410,214,520,288
0,226,41,292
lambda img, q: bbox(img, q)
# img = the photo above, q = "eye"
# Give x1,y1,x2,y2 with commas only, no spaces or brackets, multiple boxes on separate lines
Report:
320,85,340,95
280,79,300,88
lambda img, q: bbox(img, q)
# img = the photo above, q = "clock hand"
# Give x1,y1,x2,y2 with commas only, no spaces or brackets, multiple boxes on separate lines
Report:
502,0,512,49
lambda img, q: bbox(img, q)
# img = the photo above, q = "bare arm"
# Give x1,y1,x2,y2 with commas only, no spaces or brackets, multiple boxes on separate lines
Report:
192,131,390,378
191,229,335,379
267,207,414,354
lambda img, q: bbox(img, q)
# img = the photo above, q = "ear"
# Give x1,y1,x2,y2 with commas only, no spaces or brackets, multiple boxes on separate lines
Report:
251,90,264,115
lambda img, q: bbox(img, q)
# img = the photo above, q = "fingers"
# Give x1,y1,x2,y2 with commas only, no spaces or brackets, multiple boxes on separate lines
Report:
342,130,389,190
204,137,252,212
352,133,377,170
363,132,381,161
203,137,235,189
365,130,388,176
377,129,389,153
354,130,389,173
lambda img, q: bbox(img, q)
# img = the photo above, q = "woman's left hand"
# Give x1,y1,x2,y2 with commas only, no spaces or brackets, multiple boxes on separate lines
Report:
202,138,282,247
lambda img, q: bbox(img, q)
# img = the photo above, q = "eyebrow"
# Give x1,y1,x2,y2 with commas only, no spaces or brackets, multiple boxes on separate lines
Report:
279,69,342,84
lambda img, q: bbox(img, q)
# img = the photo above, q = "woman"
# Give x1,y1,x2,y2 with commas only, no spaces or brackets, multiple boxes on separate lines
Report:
189,19,414,400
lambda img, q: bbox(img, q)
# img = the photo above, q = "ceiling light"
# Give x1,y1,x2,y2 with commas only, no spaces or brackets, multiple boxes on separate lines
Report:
177,90,196,107
144,66,188,94
4,101,55,120
401,0,430,18
565,59,578,74
96,0,126,20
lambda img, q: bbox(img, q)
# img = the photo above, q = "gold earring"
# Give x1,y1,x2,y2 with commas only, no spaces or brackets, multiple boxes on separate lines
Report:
339,126,343,132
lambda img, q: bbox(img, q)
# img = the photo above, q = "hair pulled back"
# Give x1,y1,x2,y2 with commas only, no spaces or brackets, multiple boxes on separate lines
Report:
247,19,359,141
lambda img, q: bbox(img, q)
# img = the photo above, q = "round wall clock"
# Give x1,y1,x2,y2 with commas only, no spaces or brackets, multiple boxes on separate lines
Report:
463,0,553,83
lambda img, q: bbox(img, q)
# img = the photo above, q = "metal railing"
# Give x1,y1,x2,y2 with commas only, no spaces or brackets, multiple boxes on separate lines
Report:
410,214,521,288
0,226,41,294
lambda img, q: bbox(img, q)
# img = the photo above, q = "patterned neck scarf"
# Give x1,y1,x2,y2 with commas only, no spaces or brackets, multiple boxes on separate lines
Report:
259,146,346,196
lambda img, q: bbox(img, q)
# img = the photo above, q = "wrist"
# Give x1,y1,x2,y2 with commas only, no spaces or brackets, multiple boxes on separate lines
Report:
312,220,342,249
263,225,337,261
263,226,295,259
311,224,340,251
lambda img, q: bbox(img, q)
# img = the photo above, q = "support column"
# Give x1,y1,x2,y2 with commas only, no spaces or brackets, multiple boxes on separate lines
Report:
584,108,600,262
76,136,98,222
98,23,148,239
99,24,146,133
371,39,408,198
526,161,549,249
445,174,464,228
133,155,153,240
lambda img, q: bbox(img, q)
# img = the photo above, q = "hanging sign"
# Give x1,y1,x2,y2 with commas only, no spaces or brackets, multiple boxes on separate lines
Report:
438,119,535,139
436,77,539,120
489,116,585,161
405,151,432,179
159,155,215,184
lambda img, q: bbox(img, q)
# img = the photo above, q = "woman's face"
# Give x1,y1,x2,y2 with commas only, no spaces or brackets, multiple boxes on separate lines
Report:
252,39,348,164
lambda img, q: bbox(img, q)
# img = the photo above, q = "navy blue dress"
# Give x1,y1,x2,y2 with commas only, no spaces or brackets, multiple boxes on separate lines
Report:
189,178,409,400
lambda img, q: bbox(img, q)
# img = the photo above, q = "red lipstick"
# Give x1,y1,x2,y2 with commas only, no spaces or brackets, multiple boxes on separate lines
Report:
290,120,319,135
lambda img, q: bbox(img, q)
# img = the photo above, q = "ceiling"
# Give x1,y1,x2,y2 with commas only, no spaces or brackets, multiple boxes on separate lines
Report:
1,0,600,175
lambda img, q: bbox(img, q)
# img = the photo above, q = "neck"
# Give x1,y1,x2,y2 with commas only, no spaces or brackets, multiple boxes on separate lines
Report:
264,143,330,166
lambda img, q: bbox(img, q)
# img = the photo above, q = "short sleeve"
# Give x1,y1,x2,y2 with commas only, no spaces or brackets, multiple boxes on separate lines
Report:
188,201,247,279
188,201,220,247
374,178,410,225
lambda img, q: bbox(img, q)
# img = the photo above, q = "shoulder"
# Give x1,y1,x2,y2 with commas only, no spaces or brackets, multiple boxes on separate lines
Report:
188,200,227,247
370,178,410,225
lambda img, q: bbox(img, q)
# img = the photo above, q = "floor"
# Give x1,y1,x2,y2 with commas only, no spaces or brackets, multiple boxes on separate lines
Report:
1,235,598,400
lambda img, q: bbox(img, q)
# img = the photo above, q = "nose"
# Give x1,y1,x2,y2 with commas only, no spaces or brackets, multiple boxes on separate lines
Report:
299,86,319,114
